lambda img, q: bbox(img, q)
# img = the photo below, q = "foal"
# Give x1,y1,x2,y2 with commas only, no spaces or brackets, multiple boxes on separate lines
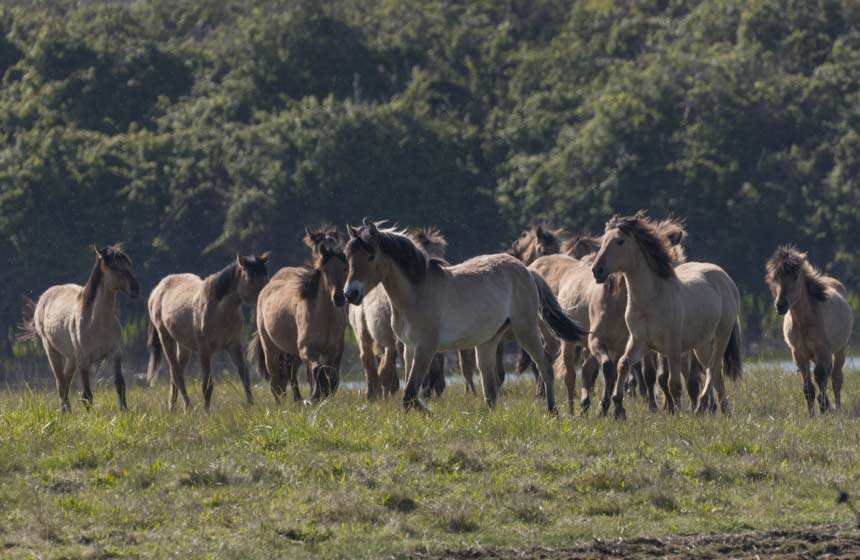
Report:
344,220,587,413
255,237,348,402
147,253,269,410
766,246,852,414
19,245,140,412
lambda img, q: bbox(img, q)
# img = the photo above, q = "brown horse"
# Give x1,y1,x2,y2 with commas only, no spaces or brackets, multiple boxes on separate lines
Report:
766,246,853,415
252,228,348,402
18,245,140,412
591,212,742,417
147,253,269,411
344,220,587,412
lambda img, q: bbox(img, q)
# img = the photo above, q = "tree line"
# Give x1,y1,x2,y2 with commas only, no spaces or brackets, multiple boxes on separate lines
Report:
3,0,860,361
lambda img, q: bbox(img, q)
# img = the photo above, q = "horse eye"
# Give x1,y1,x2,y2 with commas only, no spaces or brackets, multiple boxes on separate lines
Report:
616,239,625,246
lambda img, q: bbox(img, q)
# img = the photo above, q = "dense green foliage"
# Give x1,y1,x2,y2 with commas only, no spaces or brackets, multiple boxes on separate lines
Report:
1,370,860,557
3,0,860,355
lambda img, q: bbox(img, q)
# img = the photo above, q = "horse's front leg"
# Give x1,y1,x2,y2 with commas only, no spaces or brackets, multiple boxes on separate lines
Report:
613,338,646,420
112,353,128,411
664,352,685,414
458,349,476,395
813,350,834,414
200,352,214,411
795,354,815,416
80,364,93,408
228,342,254,406
402,344,435,413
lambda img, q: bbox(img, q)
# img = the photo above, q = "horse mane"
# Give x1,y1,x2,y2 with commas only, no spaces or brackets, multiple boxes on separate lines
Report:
564,234,601,260
209,263,239,301
509,224,563,261
293,250,347,301
766,245,829,303
653,217,688,263
605,211,678,280
80,245,132,311
358,225,445,284
410,226,448,260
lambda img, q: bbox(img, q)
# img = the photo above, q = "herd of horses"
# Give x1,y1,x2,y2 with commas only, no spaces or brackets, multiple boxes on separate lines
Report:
17,212,854,419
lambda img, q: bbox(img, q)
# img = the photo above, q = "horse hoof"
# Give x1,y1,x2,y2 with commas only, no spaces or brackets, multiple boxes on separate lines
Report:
614,407,627,420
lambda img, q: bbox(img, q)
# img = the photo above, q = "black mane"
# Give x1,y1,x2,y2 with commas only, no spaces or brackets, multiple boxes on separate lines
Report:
606,212,677,280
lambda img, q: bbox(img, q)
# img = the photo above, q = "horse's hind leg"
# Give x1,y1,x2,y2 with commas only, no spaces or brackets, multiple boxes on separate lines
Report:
458,349,476,395
513,323,556,414
111,353,129,411
832,350,846,410
642,354,659,412
46,344,73,412
357,328,381,400
476,333,507,408
813,350,834,414
380,346,400,396
795,353,816,416
200,352,214,411
80,365,93,408
556,341,579,415
228,342,254,406
579,355,599,416
495,343,506,387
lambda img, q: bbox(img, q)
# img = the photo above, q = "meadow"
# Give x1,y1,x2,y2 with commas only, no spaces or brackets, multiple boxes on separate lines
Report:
2,363,860,559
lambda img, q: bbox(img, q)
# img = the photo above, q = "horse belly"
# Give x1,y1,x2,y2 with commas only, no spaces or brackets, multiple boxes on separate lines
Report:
436,305,509,351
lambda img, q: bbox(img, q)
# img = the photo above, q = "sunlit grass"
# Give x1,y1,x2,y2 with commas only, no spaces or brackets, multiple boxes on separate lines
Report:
1,365,859,558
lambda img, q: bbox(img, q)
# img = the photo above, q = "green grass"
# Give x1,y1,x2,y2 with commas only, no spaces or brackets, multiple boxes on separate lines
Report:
1,365,860,558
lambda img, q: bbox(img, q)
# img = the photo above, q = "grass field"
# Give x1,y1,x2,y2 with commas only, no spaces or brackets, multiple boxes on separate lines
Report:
2,364,860,559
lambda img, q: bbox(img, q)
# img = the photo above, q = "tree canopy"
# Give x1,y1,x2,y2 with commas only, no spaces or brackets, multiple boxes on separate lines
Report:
3,0,860,355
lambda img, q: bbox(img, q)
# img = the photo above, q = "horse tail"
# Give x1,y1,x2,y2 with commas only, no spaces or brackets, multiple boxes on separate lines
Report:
146,320,163,387
16,296,39,345
530,270,588,342
723,321,743,380
247,331,270,381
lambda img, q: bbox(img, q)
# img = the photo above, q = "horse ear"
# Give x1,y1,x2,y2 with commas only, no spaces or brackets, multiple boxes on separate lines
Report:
259,251,271,264
362,217,378,235
304,226,321,248
666,229,684,246
535,225,544,237
237,254,249,269
347,224,359,239
93,245,106,260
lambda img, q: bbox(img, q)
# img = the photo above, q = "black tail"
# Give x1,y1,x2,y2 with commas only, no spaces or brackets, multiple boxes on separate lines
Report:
724,321,742,380
16,296,38,344
146,320,162,387
531,270,588,342
247,331,270,381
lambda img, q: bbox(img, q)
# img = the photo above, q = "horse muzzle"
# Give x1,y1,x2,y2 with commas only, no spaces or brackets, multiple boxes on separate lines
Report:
344,282,364,305
333,293,347,308
592,265,608,284
775,301,789,315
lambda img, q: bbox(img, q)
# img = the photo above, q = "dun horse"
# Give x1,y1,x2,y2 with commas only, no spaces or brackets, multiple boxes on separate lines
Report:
147,253,269,410
591,212,742,417
252,226,348,402
766,246,852,415
344,219,587,412
349,226,455,399
18,245,140,412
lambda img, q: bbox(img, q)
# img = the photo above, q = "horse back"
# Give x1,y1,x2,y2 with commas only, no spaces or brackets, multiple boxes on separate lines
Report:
149,273,205,348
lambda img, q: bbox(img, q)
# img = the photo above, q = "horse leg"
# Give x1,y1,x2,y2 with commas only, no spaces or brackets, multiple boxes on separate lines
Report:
200,352,214,411
832,350,846,411
513,324,556,414
59,359,75,413
795,354,816,416
380,346,399,396
613,338,646,419
495,342,506,387
422,353,444,400
813,350,834,414
80,365,93,408
694,340,724,415
112,353,128,411
557,341,579,415
458,349,476,395
579,355,599,416
42,342,68,412
476,337,505,408
587,338,615,417
656,354,671,411
357,328,381,400
228,342,254,406
286,355,303,403
402,344,435,413
642,354,658,412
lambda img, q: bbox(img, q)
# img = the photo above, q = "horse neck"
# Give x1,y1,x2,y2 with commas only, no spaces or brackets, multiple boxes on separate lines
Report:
789,274,817,325
621,248,664,313
378,255,420,316
206,269,242,315
311,269,336,318
83,281,118,327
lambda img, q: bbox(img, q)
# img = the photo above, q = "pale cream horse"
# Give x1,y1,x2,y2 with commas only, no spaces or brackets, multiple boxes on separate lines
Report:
350,227,450,399
147,253,270,410
591,212,742,417
766,246,852,415
252,228,348,402
18,245,140,411
344,220,587,412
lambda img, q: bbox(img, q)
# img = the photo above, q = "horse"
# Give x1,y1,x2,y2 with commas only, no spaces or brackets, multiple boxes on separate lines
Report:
591,211,742,417
18,244,140,412
252,228,348,402
766,246,852,415
344,219,587,412
147,253,269,411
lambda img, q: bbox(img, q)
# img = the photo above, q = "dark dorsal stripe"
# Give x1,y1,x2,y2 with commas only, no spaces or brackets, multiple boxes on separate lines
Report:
374,229,443,285
80,260,103,310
